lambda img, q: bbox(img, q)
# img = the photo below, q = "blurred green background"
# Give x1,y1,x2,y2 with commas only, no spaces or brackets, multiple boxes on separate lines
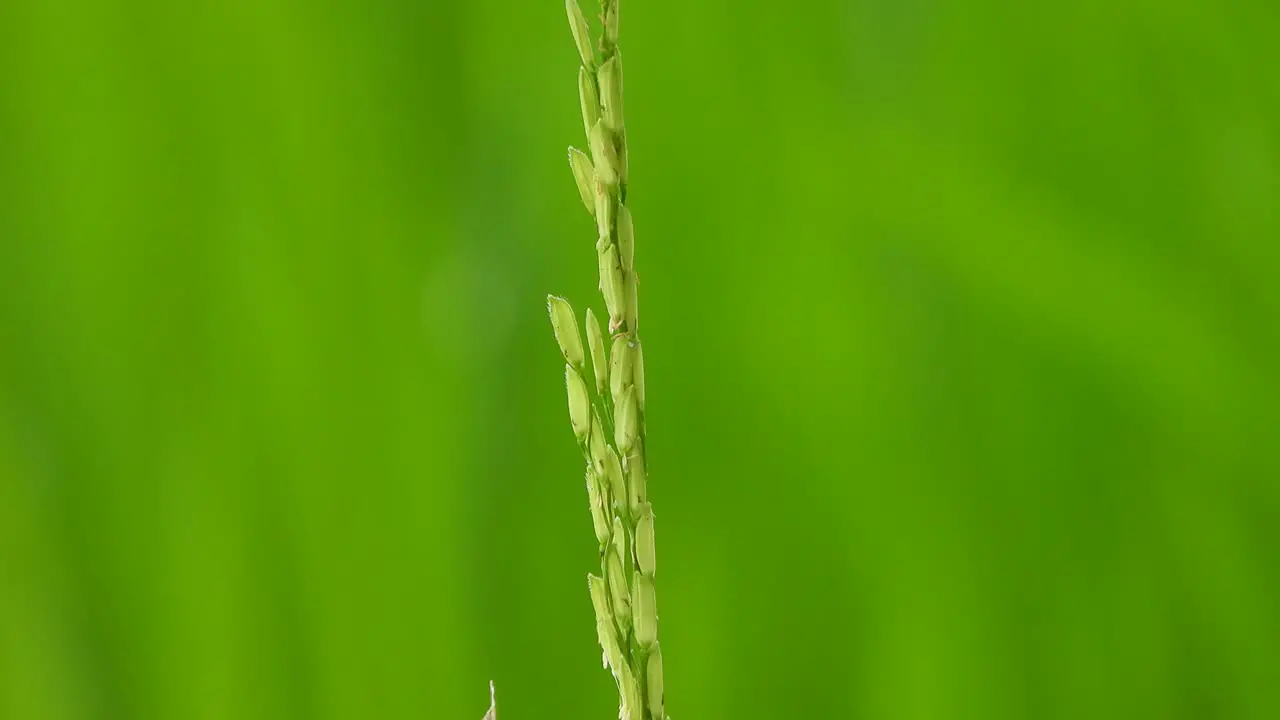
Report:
2,0,1278,718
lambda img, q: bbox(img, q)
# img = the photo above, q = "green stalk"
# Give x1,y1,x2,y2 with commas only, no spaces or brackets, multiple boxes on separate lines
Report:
548,2,665,719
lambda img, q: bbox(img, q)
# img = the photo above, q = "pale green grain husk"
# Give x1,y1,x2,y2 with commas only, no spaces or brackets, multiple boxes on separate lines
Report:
547,2,669,718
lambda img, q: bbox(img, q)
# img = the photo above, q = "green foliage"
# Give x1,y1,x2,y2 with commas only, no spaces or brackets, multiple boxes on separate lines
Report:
0,1,1277,719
